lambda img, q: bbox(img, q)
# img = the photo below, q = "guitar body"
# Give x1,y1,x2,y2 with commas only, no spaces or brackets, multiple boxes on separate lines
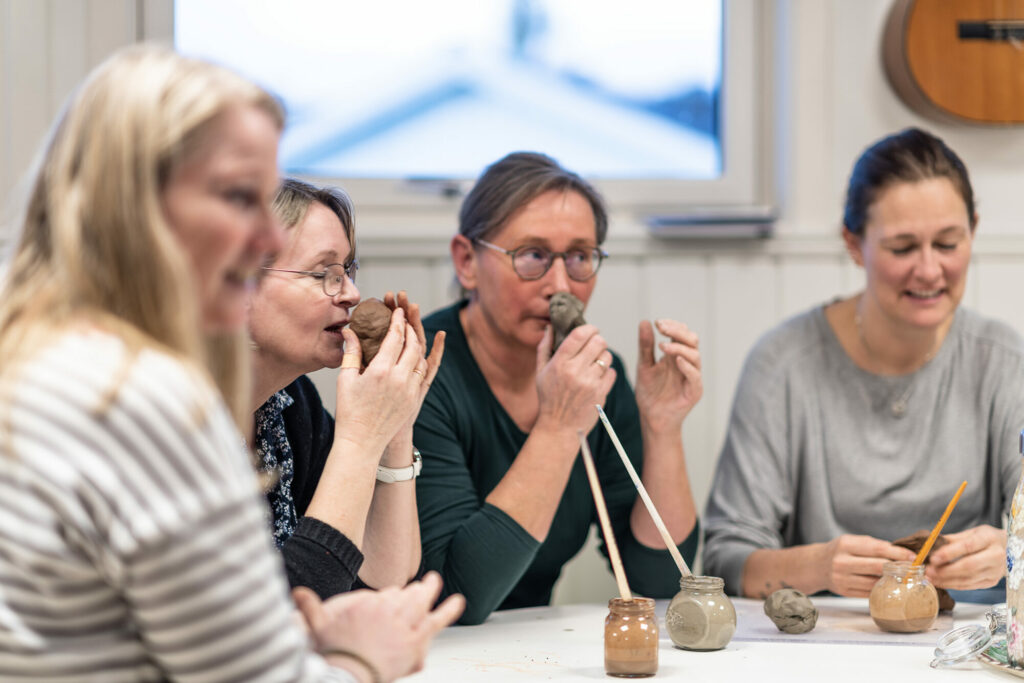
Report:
883,0,1024,124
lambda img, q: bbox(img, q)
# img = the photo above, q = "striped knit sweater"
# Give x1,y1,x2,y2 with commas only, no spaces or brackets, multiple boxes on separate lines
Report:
0,329,353,682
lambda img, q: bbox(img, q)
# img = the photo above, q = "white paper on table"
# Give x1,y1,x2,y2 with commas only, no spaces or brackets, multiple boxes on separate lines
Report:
721,596,988,648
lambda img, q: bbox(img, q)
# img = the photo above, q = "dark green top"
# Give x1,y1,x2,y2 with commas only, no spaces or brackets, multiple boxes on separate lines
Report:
415,301,699,624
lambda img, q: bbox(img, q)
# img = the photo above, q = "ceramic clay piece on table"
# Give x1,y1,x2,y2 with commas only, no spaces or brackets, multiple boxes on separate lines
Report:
348,298,391,367
665,575,736,651
549,292,585,352
892,529,955,612
869,561,938,633
604,597,658,677
763,588,818,634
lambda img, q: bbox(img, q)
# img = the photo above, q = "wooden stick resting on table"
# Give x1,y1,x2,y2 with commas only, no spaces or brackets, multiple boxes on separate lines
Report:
912,480,967,567
578,430,632,601
596,404,692,578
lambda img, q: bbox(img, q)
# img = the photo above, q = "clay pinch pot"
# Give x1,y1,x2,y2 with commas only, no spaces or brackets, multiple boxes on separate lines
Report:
763,588,818,634
549,291,585,352
348,298,391,368
892,530,955,612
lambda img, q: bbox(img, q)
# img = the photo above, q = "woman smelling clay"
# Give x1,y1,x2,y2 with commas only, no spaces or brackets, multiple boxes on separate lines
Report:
414,151,702,625
250,178,443,597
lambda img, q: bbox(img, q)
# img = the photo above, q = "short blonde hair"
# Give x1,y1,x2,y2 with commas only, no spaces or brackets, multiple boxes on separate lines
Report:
0,45,284,428
271,177,356,262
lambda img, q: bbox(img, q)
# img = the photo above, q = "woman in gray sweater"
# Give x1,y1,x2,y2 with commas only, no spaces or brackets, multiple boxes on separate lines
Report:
704,128,1024,602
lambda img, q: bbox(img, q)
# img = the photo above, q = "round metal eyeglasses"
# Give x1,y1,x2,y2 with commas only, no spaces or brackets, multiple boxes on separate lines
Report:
261,261,359,297
475,239,607,281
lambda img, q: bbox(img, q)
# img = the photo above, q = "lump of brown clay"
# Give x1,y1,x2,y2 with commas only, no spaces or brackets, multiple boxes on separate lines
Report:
549,292,585,352
348,298,391,367
892,530,955,612
763,588,818,634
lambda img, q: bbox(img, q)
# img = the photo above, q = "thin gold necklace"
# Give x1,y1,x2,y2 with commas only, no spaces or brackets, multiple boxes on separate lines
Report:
854,303,941,418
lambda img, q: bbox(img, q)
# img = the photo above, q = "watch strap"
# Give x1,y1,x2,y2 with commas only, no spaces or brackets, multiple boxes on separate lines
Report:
376,447,422,483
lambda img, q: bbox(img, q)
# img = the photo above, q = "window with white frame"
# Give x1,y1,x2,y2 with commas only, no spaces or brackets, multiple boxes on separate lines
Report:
167,0,764,220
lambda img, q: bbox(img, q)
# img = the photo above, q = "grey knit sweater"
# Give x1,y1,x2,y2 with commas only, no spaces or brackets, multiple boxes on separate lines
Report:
704,305,1024,596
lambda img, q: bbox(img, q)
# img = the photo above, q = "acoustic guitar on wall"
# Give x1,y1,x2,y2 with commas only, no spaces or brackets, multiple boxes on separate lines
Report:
883,0,1024,124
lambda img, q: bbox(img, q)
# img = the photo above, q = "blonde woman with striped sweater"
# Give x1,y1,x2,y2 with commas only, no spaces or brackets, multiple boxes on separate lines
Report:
0,45,461,683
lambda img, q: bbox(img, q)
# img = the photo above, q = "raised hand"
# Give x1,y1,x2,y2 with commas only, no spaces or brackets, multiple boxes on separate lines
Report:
634,319,703,434
382,290,446,432
333,307,424,457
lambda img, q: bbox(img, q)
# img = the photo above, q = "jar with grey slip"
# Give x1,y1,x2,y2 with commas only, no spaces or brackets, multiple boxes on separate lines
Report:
665,575,737,651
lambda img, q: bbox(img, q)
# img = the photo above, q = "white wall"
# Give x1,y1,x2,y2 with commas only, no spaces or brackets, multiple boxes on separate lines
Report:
4,0,1024,604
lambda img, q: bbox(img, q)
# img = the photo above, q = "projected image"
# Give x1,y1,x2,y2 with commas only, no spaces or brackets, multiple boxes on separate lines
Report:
176,0,721,180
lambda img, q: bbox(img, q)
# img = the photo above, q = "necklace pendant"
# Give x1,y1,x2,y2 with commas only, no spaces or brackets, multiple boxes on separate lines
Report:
891,398,908,418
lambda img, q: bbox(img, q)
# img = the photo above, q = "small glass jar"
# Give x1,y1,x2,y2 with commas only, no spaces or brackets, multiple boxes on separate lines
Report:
869,561,939,633
604,597,658,678
665,575,736,651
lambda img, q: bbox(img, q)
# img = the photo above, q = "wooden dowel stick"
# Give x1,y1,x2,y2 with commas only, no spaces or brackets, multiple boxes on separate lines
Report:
596,405,692,578
912,480,967,567
578,430,632,601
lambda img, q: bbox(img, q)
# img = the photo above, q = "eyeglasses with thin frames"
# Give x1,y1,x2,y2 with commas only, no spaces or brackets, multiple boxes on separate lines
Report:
474,239,607,281
261,261,359,297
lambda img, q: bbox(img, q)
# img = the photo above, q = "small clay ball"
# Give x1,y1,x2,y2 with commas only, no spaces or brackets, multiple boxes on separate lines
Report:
348,298,391,366
763,588,818,634
549,292,586,352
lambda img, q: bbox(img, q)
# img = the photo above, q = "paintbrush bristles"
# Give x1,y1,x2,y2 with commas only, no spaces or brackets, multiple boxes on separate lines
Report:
578,431,632,602
596,405,693,578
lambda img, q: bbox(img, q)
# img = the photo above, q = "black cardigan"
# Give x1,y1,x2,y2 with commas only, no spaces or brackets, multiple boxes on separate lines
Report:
276,375,366,599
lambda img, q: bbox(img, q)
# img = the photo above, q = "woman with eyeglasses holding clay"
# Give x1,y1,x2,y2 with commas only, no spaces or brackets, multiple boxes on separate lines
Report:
250,178,443,599
414,152,701,625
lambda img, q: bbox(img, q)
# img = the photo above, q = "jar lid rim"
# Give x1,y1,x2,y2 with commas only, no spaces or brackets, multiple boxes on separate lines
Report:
930,624,991,668
680,575,725,588
608,597,656,608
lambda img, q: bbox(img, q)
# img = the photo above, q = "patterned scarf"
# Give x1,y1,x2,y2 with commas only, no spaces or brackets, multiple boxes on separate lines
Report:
255,390,297,548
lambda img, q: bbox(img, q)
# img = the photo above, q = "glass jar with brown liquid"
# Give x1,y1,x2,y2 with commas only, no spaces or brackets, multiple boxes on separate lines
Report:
869,561,938,633
604,597,658,677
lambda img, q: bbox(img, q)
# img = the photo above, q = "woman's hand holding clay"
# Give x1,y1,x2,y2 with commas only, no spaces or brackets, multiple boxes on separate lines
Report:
818,534,915,597
382,291,445,421
349,298,392,367
534,323,616,438
378,291,445,466
334,307,425,457
634,319,702,435
926,524,1006,590
294,572,465,682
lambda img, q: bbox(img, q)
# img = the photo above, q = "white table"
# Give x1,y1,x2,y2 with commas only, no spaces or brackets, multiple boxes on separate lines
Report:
408,597,1011,681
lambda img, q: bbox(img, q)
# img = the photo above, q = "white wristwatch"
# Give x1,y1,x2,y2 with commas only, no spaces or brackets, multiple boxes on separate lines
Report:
376,447,422,483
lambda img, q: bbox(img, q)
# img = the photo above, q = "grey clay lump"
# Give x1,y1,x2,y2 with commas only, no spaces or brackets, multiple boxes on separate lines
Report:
549,292,585,352
763,589,818,634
